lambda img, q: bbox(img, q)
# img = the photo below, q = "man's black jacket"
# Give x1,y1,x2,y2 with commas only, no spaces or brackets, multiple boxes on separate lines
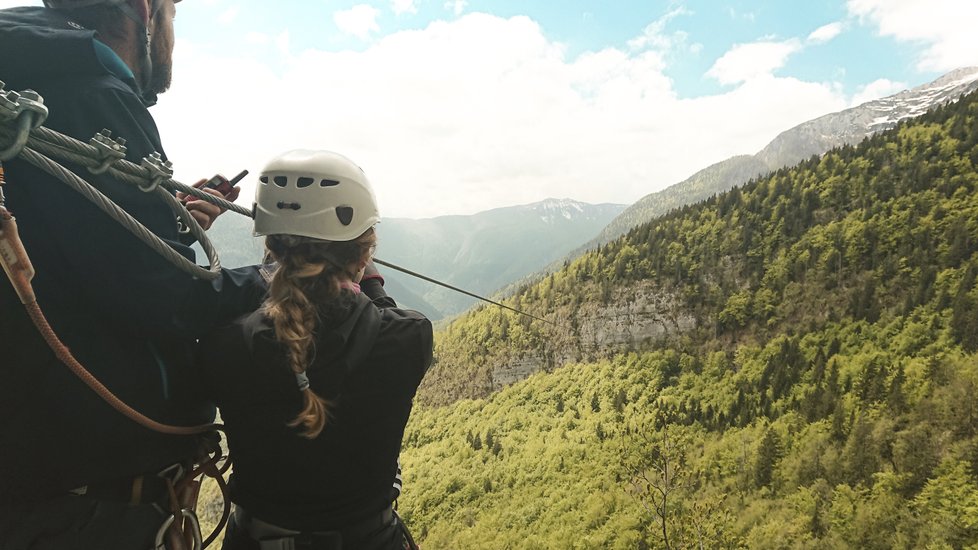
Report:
0,7,265,512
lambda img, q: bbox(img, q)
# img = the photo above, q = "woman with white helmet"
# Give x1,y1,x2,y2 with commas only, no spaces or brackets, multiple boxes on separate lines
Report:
198,150,431,550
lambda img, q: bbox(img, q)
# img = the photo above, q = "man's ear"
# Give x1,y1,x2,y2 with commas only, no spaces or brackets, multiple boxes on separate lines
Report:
126,0,153,27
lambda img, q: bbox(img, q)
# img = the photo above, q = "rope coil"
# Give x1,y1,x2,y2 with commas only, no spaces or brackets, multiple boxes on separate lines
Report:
0,84,246,279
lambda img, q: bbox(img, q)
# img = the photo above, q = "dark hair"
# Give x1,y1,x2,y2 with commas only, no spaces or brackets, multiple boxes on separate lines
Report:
262,229,376,438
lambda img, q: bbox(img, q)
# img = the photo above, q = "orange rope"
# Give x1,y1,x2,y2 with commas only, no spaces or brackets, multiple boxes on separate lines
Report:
24,300,220,436
1,203,216,436
3,179,232,548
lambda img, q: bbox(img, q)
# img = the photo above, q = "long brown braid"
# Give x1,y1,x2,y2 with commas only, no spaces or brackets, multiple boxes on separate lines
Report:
262,229,376,438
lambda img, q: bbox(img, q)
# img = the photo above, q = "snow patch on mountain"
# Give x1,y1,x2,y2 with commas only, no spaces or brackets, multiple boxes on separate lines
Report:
757,67,978,171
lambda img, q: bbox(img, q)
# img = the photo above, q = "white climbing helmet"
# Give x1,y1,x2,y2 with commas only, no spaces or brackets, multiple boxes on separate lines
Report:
253,149,380,242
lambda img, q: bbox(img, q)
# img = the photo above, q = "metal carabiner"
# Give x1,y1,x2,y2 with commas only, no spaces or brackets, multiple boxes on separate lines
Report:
0,89,50,162
139,152,173,193
0,112,34,162
154,508,203,550
88,129,127,175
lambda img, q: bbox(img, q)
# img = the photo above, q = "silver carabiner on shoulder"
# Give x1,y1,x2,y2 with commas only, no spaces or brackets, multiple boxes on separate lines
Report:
0,89,48,162
88,128,127,175
139,151,173,193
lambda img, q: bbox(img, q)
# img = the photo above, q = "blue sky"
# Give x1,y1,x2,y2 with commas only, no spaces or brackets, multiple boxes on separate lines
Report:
2,0,976,218
171,0,946,98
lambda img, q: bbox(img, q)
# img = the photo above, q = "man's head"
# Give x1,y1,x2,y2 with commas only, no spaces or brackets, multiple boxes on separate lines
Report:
146,0,175,95
44,0,179,97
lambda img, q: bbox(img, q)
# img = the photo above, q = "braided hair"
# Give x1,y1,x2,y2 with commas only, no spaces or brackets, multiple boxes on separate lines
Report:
262,229,376,438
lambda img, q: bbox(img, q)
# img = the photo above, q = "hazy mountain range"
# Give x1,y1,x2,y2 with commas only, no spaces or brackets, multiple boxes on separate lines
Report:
200,67,978,322
201,198,625,320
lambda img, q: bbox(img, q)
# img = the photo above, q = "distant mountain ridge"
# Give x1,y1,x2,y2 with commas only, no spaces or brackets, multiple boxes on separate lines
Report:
756,66,978,170
584,67,978,251
201,198,625,320
421,85,978,407
379,198,626,320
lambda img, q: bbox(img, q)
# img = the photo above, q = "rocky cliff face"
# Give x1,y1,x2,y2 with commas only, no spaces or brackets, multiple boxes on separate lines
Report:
489,280,696,389
451,67,978,395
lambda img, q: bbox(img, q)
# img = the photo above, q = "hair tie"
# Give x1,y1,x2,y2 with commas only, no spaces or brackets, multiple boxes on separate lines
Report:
295,371,310,391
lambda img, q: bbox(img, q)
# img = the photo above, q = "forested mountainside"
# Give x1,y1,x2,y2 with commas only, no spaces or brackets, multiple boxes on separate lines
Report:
396,90,978,547
420,88,978,407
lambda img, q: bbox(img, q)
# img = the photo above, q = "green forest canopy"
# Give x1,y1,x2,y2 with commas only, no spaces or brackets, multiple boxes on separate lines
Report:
396,90,978,548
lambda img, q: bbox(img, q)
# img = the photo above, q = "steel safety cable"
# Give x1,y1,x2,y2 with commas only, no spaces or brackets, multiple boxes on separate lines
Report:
0,123,251,216
373,258,558,326
0,86,560,327
18,146,222,279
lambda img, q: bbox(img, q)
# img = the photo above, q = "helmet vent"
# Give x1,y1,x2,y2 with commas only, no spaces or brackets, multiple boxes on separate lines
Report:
321,179,340,187
277,201,301,210
336,206,354,226
297,177,314,188
273,176,288,187
259,176,269,184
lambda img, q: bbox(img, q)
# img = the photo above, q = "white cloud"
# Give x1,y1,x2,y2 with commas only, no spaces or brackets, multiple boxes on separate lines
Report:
727,8,756,22
807,22,843,44
0,0,39,7
847,0,978,71
444,0,467,17
707,39,802,85
157,13,847,219
334,4,380,40
274,30,290,57
217,6,239,25
627,7,690,51
245,31,269,45
391,0,417,16
849,78,906,106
